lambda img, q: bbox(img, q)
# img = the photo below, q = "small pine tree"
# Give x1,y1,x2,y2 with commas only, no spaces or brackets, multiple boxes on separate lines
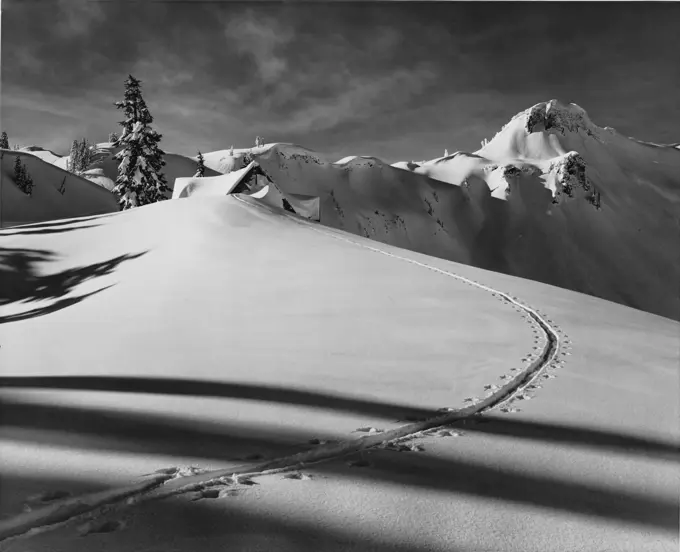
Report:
229,145,234,156
113,75,169,209
109,131,119,143
195,151,205,177
13,155,33,196
0,131,9,149
444,149,448,157
13,155,23,186
23,167,34,196
68,139,79,173
255,136,264,148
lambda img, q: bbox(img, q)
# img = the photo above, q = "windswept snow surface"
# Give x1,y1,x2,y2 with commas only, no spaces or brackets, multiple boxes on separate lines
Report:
0,196,677,551
0,150,119,228
226,103,680,320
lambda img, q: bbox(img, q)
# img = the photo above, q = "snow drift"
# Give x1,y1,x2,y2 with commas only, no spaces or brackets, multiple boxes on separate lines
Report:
174,160,320,221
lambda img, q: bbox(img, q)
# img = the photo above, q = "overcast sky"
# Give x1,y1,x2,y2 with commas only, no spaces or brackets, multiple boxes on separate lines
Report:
3,1,679,162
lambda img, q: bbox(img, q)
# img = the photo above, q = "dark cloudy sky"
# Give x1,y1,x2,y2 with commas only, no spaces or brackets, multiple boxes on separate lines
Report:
3,1,679,162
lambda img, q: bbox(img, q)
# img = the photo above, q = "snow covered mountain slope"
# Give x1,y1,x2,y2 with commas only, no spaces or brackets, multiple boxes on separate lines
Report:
0,195,535,489
231,103,679,320
0,150,119,228
24,143,220,195
0,196,677,551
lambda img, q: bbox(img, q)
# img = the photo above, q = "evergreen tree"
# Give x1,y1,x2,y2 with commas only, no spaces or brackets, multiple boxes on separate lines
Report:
113,75,169,210
13,155,23,187
195,151,205,177
0,131,9,149
109,131,119,143
68,139,80,173
22,167,34,196
229,145,234,156
13,155,33,195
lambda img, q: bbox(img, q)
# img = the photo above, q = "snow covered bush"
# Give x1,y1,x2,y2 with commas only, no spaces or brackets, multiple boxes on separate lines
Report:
112,75,169,210
0,131,9,149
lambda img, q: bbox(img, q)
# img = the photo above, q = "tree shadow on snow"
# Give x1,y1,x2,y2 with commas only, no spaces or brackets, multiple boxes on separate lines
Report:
0,224,102,236
1,213,115,233
1,375,677,463
0,473,449,552
0,248,147,324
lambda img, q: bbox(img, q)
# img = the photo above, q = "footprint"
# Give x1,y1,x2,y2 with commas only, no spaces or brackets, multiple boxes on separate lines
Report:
386,442,425,452
483,384,499,391
436,429,463,437
77,519,126,536
500,407,521,413
148,467,178,476
284,472,313,481
526,383,543,390
436,406,456,413
542,373,557,379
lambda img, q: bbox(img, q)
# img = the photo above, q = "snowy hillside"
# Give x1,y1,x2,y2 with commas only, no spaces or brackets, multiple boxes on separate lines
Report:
214,102,680,320
0,195,677,550
24,143,220,195
0,150,119,228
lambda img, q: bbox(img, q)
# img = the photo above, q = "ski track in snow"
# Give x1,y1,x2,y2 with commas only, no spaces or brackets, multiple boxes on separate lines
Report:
0,196,569,543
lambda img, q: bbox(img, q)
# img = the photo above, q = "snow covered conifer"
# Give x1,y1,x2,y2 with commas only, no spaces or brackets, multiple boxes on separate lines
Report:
109,131,119,143
68,140,79,173
13,155,33,195
195,151,205,177
113,75,169,210
13,155,24,186
0,132,9,149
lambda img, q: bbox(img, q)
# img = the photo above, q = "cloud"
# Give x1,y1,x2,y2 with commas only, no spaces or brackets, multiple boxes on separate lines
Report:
54,0,106,37
267,63,440,135
224,11,295,84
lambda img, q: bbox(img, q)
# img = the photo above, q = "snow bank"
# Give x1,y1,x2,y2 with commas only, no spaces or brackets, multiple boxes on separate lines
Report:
172,162,257,199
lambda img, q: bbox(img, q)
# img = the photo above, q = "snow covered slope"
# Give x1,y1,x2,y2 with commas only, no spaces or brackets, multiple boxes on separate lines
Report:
24,143,220,195
230,104,679,320
0,150,119,228
0,196,677,551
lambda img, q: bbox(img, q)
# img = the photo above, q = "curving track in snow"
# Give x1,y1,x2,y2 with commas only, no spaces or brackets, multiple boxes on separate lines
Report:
0,197,565,543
